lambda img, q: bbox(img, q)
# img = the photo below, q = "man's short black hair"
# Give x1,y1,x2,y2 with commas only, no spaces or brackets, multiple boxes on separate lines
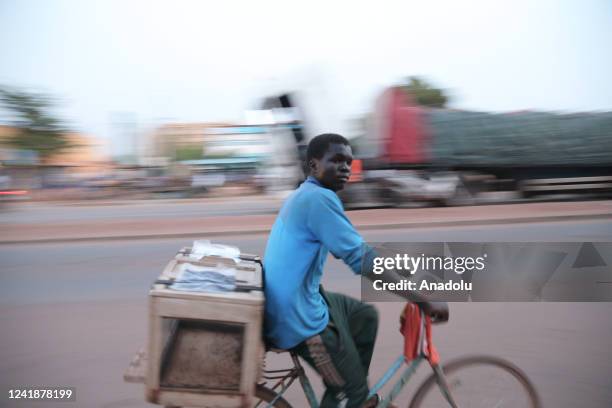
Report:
306,133,350,162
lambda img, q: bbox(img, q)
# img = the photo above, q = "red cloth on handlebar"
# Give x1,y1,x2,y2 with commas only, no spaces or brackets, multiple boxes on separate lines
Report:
399,303,440,366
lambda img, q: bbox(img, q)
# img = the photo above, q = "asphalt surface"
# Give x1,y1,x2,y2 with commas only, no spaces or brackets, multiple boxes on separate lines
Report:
2,199,612,244
0,195,284,224
2,219,611,305
1,219,612,407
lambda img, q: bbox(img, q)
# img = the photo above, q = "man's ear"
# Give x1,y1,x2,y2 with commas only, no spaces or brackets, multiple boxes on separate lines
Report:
308,159,317,173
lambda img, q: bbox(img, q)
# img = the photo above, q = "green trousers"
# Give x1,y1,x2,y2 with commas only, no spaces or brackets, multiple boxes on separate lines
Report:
292,290,379,408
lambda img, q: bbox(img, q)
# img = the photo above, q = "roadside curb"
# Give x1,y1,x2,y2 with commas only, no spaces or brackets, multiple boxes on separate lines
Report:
2,212,610,245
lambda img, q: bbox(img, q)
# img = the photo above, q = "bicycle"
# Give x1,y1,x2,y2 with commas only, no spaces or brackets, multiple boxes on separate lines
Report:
253,303,541,408
124,249,541,407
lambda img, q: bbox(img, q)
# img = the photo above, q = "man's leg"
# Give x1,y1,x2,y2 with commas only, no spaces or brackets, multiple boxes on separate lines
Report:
292,290,379,408
325,291,379,373
293,323,367,408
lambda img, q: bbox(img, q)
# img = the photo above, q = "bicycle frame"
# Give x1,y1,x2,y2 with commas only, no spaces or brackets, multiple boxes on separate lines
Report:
260,352,318,408
260,352,459,408
368,355,423,408
259,311,459,408
368,355,459,408
370,308,458,408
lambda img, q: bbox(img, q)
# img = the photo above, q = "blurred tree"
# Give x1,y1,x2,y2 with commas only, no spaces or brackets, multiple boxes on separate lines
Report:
174,145,204,161
0,86,73,162
401,76,449,108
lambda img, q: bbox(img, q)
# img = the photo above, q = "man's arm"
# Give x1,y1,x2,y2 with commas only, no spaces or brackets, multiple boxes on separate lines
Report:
306,191,366,274
308,192,448,321
361,246,449,322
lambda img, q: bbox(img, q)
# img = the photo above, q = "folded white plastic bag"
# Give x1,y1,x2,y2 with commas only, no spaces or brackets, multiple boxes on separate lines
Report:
170,263,237,292
189,240,240,261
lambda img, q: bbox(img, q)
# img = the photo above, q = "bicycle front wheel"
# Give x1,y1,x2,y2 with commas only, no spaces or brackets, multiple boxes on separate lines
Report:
253,384,293,408
409,355,541,408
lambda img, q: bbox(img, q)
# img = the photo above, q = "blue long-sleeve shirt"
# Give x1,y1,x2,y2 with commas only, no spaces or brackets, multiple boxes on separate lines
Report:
263,176,365,349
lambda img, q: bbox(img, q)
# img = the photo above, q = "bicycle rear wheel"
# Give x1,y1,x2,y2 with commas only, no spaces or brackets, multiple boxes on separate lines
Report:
253,384,293,408
408,355,541,408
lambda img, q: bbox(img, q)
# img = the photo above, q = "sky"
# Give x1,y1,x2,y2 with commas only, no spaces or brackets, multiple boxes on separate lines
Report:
1,0,611,157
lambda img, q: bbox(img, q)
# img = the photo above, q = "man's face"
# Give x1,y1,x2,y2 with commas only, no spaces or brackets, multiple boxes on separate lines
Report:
310,143,353,192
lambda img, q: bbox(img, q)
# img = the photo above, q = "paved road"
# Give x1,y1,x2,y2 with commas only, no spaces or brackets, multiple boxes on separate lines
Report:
1,221,611,407
3,199,612,245
2,197,611,226
0,196,283,224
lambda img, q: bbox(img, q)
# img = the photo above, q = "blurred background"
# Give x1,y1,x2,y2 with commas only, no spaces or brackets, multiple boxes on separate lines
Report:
1,1,611,407
1,0,611,206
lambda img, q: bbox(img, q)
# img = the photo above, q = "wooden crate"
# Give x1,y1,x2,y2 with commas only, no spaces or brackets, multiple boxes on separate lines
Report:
146,255,264,407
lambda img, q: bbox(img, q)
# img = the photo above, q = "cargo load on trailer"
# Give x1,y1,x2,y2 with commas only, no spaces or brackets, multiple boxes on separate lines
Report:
356,87,612,204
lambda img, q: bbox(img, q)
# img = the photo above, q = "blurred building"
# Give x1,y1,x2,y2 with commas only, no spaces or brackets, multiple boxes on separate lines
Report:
0,125,109,168
149,122,231,160
148,122,276,162
147,121,302,193
46,132,109,169
0,125,111,190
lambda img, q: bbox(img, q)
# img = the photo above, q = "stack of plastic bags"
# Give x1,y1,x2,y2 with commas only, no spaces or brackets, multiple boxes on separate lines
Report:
169,240,239,293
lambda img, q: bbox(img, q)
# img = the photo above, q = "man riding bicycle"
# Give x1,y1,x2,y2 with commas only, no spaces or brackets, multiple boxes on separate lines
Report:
263,133,449,408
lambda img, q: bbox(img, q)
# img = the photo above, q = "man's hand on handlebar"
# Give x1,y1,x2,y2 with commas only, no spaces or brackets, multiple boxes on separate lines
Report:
362,251,449,323
418,301,449,324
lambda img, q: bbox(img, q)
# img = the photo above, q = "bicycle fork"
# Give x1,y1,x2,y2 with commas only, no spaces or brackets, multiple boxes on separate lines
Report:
432,364,460,408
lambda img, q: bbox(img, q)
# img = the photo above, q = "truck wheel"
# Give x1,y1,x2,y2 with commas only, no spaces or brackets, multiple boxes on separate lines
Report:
445,182,476,206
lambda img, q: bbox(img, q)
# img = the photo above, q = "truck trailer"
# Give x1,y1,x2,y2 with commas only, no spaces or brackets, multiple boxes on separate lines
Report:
260,87,612,207
347,87,612,206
